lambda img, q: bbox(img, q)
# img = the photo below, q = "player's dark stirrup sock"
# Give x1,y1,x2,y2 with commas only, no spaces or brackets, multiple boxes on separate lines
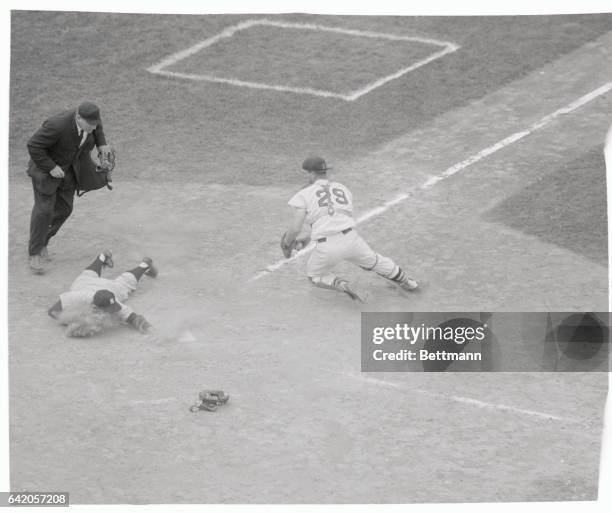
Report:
86,255,106,276
127,262,150,281
389,267,408,284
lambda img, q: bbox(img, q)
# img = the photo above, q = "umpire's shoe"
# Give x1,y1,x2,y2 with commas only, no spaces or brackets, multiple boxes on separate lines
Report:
29,254,44,274
40,246,51,263
142,257,158,278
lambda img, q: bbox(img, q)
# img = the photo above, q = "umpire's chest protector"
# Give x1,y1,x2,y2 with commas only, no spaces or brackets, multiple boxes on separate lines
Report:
74,138,111,196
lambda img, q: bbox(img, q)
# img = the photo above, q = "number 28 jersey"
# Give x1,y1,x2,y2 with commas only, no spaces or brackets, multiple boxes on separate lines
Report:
288,178,355,240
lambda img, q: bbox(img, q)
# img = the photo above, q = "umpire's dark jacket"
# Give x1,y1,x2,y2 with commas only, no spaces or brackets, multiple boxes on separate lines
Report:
27,108,107,194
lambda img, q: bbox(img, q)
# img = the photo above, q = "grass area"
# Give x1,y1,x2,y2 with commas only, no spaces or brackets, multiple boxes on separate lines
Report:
9,12,612,185
485,145,608,266
169,23,438,92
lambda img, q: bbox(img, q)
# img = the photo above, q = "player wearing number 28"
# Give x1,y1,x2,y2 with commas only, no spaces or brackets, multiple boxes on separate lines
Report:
284,157,418,301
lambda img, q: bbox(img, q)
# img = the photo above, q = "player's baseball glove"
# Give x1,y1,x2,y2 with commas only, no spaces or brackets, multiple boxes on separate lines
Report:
280,232,296,259
295,235,311,251
189,390,230,412
280,233,311,259
96,147,116,173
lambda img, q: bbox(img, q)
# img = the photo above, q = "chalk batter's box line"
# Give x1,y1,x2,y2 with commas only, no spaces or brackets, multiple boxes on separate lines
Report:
146,18,460,101
250,80,612,281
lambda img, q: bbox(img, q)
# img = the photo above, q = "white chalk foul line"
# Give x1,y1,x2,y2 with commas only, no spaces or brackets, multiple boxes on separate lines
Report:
129,397,176,406
346,373,569,423
147,18,459,102
251,80,612,281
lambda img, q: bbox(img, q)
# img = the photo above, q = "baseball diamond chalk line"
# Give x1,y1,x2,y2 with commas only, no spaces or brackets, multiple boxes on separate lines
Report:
146,18,459,101
344,373,574,423
129,397,176,405
251,80,612,281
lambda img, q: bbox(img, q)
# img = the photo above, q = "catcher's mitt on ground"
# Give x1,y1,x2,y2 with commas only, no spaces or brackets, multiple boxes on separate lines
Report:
190,390,230,412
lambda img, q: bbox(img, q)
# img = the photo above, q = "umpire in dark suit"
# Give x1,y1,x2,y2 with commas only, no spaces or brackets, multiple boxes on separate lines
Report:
27,102,111,273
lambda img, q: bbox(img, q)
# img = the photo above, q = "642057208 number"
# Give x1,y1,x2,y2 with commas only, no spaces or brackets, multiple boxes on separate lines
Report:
2,492,69,507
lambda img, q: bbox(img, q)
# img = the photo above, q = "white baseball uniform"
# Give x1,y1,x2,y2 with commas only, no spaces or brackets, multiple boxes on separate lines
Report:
288,178,405,282
59,269,137,321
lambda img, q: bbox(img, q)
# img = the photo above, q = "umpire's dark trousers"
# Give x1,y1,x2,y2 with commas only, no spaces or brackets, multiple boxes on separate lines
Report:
28,162,76,256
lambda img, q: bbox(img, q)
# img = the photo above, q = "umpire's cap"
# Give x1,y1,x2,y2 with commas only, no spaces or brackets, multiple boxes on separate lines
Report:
93,289,121,313
302,156,332,173
78,102,101,124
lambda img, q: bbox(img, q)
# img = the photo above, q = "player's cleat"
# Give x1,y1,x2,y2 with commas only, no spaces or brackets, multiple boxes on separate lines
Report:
388,267,418,293
399,277,418,292
100,249,114,268
142,257,158,278
335,279,365,302
29,254,44,274
40,246,51,263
